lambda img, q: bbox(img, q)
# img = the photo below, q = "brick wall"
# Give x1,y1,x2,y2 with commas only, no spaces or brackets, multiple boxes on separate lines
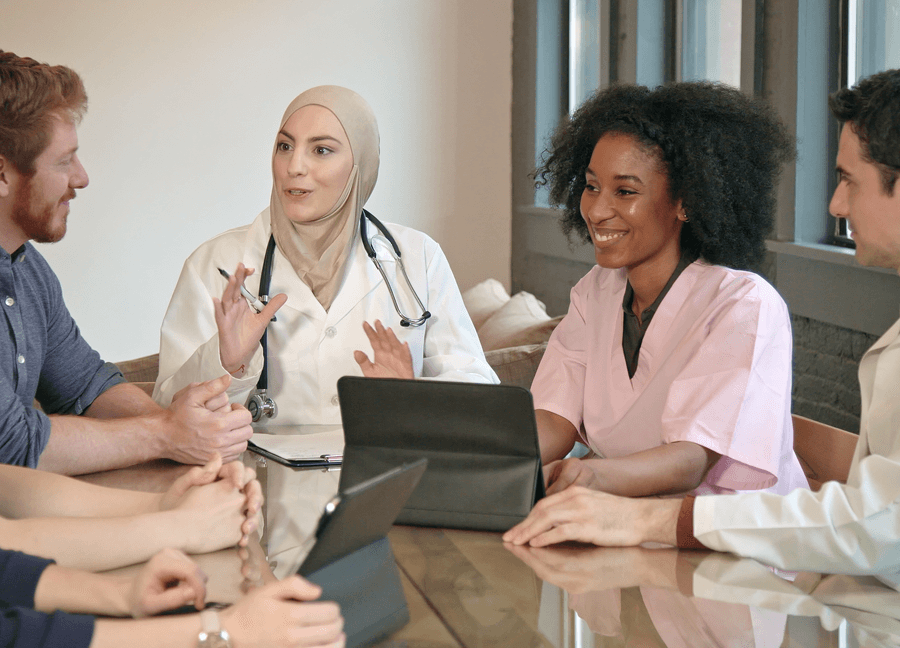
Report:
791,314,877,433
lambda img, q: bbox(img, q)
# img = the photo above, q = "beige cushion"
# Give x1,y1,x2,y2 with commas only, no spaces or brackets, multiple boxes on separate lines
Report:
462,279,510,331
479,292,561,351
485,343,548,390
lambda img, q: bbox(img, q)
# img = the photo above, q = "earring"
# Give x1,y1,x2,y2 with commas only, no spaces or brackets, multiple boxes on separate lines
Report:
679,213,689,222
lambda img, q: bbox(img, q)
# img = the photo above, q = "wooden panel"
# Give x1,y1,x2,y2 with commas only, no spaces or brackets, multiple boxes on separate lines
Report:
792,414,858,491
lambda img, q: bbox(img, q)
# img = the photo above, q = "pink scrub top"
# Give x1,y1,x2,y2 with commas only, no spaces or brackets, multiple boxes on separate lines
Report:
532,261,808,496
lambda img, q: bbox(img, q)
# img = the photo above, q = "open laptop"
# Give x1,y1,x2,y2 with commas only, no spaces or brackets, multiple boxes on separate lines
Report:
337,376,545,532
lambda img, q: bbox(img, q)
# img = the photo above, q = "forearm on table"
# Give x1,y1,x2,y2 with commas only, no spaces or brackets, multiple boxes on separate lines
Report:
0,512,185,571
91,616,202,648
34,564,130,616
587,441,719,497
85,383,163,419
0,464,161,519
536,409,580,464
36,411,168,475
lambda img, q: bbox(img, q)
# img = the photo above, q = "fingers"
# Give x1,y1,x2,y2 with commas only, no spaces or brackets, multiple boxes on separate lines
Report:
353,349,373,373
272,576,324,602
546,461,578,495
502,488,580,546
181,374,232,404
217,461,246,490
261,292,288,319
205,390,230,412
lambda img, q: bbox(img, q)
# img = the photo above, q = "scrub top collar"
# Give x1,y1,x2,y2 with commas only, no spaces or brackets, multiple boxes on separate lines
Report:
622,249,697,379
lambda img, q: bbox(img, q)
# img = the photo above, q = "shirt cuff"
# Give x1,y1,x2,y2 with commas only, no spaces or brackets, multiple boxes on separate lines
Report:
0,551,55,607
675,496,707,549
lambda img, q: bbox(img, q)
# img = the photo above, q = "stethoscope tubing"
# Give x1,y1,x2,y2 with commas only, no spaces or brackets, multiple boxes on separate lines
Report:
252,209,431,394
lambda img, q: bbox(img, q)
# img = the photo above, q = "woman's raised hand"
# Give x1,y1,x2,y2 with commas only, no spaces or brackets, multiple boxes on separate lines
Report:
354,320,414,380
213,263,287,376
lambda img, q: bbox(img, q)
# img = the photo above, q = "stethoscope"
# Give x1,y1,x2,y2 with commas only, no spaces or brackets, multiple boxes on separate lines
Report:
247,209,431,422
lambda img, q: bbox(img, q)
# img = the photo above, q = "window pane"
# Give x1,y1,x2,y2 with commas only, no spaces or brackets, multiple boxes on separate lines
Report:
535,0,567,207
849,0,900,85
570,0,601,111
681,0,742,87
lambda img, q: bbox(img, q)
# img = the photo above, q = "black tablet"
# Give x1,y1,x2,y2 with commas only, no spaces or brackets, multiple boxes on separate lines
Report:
298,458,427,575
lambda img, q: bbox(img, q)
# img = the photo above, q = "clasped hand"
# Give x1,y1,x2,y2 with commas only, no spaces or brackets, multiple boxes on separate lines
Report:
164,374,253,464
159,454,263,550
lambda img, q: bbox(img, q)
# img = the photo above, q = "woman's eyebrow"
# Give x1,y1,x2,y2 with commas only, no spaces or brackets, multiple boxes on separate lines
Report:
277,130,295,142
614,173,644,185
308,135,342,145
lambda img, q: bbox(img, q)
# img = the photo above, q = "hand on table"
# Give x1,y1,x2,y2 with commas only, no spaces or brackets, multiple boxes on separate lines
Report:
214,263,287,376
129,548,208,617
163,374,253,464
222,577,345,648
353,320,414,380
502,486,680,548
544,457,604,495
160,455,264,547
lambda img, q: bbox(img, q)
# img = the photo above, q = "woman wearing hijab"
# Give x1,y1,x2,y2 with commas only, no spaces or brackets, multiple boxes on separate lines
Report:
153,86,496,423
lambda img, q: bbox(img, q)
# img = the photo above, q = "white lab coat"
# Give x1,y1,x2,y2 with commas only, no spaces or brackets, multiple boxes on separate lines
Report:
153,209,497,423
694,313,900,588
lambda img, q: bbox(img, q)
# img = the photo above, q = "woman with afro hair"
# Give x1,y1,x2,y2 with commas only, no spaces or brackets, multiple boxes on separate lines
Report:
532,81,809,499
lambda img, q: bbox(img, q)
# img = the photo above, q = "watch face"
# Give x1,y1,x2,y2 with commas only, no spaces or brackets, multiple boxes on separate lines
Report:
198,631,232,648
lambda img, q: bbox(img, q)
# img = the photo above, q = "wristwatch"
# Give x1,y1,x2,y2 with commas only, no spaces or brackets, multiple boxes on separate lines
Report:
197,609,232,648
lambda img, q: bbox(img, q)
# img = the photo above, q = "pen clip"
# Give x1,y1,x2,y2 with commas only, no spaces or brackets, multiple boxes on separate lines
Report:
320,454,343,463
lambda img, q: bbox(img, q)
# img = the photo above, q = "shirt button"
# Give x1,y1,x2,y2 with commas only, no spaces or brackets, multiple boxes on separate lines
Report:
325,327,337,338
330,395,339,406
4,297,13,306
16,355,24,364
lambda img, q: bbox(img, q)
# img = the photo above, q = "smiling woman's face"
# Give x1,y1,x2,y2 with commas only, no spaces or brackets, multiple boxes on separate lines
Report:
580,132,684,276
273,105,354,223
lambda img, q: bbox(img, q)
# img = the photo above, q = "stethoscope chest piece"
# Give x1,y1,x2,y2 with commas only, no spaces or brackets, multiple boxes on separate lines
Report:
247,388,277,422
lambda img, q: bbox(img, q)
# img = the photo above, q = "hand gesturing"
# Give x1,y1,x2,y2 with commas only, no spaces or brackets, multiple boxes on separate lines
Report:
353,320,415,380
213,263,287,375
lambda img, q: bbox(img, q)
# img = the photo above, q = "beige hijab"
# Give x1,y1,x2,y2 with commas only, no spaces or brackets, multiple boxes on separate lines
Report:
269,86,380,310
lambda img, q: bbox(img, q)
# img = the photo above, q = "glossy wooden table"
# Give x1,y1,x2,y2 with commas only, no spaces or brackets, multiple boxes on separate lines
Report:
85,456,900,648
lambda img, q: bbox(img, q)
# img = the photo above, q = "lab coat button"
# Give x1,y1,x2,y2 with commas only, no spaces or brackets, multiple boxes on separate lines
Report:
16,355,24,364
331,395,339,406
325,327,336,338
4,297,13,306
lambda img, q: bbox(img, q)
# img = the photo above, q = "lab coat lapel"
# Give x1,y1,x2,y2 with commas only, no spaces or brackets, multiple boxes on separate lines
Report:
241,211,324,319
858,314,900,462
324,233,384,326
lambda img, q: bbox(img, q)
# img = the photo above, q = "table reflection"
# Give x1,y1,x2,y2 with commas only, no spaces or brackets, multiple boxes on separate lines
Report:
240,444,900,648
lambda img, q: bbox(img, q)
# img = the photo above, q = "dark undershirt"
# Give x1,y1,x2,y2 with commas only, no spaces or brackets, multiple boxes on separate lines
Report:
622,251,696,379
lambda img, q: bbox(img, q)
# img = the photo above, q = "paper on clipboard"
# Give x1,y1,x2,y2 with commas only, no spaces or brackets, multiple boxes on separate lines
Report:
249,425,344,464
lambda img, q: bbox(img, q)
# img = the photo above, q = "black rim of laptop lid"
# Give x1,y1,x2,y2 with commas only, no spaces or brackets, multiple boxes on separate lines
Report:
336,376,542,457
299,458,427,575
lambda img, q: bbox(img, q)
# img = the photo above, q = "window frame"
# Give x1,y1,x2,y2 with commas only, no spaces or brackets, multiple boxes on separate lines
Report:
511,0,900,336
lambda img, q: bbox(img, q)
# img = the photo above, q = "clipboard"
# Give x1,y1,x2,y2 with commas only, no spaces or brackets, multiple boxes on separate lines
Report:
247,424,344,468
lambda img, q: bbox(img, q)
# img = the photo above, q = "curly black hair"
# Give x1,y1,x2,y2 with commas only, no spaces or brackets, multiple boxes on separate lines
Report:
829,69,900,195
535,82,795,270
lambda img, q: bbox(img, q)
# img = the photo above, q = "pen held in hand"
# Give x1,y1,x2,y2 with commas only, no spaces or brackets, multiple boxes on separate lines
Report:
217,267,266,313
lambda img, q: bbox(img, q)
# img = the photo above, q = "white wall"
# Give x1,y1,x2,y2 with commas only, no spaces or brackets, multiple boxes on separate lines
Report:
0,0,512,360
